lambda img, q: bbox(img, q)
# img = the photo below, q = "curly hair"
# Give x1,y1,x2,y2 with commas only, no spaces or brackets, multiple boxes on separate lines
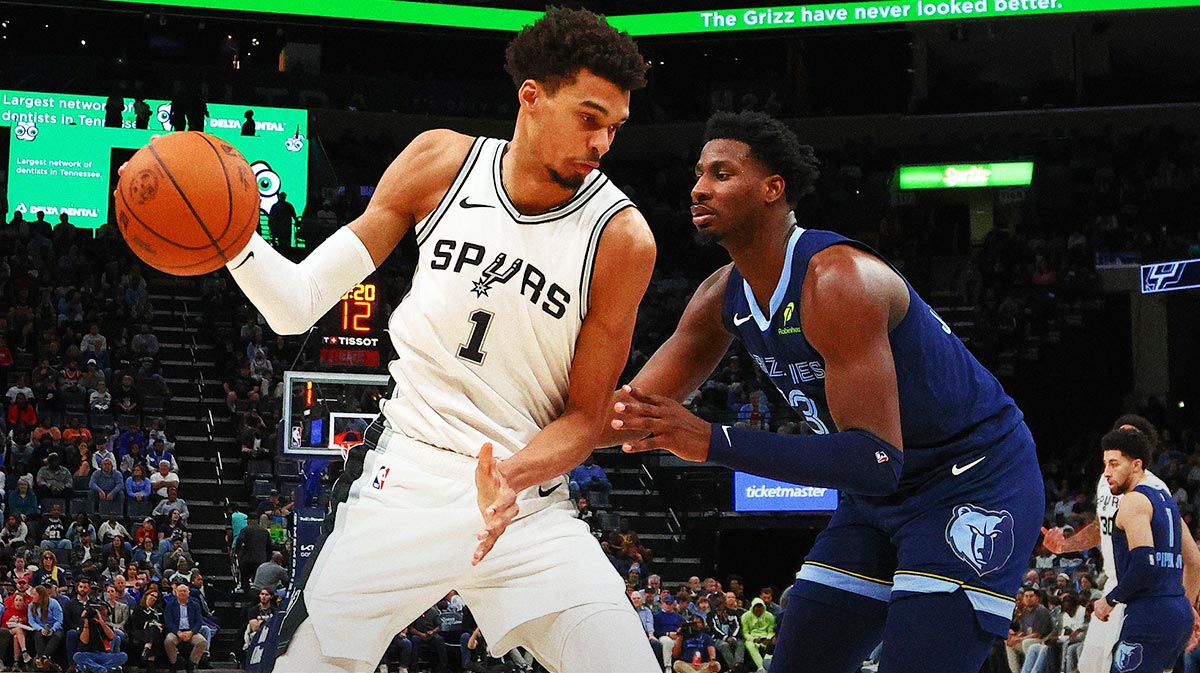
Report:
505,6,647,93
1102,427,1151,465
704,111,820,206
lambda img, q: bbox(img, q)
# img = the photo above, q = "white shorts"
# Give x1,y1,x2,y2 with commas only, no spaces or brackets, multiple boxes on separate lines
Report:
1078,600,1124,673
285,428,630,663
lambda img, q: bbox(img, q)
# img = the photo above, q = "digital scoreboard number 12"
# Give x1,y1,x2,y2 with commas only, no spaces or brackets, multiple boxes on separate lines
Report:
341,283,376,333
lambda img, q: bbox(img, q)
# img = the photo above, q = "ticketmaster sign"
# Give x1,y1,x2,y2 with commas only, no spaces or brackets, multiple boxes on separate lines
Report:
734,472,839,512
100,0,1200,35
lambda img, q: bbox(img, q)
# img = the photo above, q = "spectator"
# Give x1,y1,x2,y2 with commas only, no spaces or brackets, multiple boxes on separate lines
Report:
62,417,92,447
159,512,188,549
653,595,684,673
31,417,61,446
8,477,39,519
72,530,103,576
116,423,145,458
267,192,297,248
101,524,130,554
252,551,288,593
163,583,207,673
1059,591,1087,673
6,393,37,433
151,461,180,498
80,360,103,396
38,502,71,554
89,458,125,513
131,324,159,360
5,375,33,405
0,590,32,670
234,516,272,591
60,361,86,406
631,590,663,665
133,537,163,573
29,583,64,670
74,599,128,673
9,434,36,477
756,587,782,620
741,598,775,673
134,518,157,547
707,593,745,672
223,362,260,411
147,441,178,474
242,588,277,655
112,375,141,416
568,455,612,507
153,486,189,522
407,605,447,673
671,613,719,673
166,557,199,587
88,381,112,414
737,390,771,430
1006,588,1052,673
127,589,163,670
69,512,97,544
126,464,153,504
35,452,72,500
64,578,93,657
80,325,108,362
92,443,116,473
133,98,151,130
121,442,149,475
676,591,702,621
255,489,292,519
1,514,29,551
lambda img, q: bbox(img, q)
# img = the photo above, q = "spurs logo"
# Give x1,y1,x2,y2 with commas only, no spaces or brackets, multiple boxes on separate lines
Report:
471,253,524,298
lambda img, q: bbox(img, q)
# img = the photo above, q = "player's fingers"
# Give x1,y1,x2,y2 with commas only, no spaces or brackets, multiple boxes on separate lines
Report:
623,385,666,406
472,537,496,566
621,436,662,454
611,415,657,433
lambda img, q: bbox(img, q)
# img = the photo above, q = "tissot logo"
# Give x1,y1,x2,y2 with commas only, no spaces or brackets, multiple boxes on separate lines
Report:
324,336,379,347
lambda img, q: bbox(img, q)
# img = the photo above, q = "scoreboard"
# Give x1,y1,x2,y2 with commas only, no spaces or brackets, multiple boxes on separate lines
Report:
318,281,388,369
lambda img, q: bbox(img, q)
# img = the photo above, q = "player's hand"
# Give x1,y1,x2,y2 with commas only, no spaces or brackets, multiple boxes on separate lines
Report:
612,385,711,462
1040,526,1068,554
1092,597,1113,622
1186,605,1200,652
473,442,517,566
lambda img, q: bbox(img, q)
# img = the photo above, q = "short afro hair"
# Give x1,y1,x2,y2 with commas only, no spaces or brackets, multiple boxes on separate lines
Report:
1102,427,1151,465
1112,413,1159,448
505,6,647,94
704,111,820,206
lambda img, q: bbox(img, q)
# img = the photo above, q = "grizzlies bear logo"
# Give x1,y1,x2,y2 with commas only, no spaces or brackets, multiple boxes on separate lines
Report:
945,504,1015,577
1114,642,1143,672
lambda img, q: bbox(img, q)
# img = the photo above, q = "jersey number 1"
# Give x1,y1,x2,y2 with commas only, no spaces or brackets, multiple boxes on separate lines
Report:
457,309,494,365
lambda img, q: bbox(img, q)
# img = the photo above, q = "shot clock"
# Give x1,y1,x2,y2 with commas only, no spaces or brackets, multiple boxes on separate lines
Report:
318,281,387,369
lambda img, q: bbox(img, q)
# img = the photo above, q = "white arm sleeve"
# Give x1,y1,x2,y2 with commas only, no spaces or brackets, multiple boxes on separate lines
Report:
225,227,377,335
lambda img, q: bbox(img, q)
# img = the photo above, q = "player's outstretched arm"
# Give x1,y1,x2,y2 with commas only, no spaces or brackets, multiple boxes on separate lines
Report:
597,265,735,449
1041,521,1101,555
616,246,906,496
225,129,473,334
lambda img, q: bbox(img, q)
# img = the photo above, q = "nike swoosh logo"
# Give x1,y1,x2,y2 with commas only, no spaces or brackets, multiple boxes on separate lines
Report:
460,197,494,209
231,250,254,270
732,313,752,327
538,482,562,497
951,456,986,476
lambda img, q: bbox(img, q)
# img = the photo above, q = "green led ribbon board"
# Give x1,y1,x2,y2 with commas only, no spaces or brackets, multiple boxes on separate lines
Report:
99,0,1200,34
897,162,1034,189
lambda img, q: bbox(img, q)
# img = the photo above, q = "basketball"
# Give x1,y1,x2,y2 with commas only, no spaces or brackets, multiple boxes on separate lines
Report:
115,131,260,276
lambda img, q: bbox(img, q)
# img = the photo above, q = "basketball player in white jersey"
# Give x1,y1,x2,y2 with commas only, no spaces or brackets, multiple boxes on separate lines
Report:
1042,414,1200,673
214,9,661,673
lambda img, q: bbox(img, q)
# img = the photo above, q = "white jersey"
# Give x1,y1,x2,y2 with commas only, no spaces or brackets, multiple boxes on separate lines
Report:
1096,469,1169,586
381,137,634,460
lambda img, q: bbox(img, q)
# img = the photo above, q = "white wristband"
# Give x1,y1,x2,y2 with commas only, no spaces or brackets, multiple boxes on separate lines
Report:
226,228,377,335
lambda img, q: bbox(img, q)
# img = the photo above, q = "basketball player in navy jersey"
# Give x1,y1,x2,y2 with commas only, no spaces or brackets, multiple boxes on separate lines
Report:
603,111,1044,672
1093,428,1197,672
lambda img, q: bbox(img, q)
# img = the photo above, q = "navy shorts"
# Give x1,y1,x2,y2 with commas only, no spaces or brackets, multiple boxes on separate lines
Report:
1112,596,1192,673
793,422,1044,637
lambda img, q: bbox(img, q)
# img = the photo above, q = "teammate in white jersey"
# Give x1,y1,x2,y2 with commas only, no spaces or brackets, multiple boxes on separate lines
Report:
1042,414,1200,673
217,9,661,673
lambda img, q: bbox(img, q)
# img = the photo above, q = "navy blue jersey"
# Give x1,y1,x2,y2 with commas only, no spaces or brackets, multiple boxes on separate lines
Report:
1113,483,1186,601
721,227,1026,488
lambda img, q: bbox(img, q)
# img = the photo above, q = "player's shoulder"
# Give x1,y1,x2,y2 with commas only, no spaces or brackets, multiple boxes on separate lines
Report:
1118,488,1153,513
597,207,655,261
404,129,478,172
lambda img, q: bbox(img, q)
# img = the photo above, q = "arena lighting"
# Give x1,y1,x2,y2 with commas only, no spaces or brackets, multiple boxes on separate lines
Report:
1140,258,1200,294
98,0,1200,35
897,162,1034,189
